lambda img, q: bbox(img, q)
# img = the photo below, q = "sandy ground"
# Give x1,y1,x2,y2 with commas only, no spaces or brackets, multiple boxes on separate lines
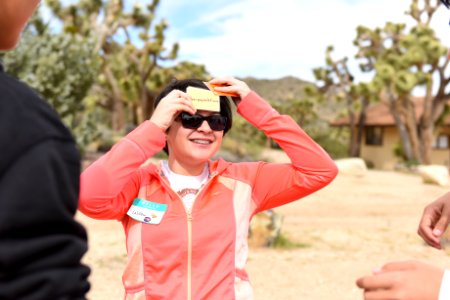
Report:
77,168,450,300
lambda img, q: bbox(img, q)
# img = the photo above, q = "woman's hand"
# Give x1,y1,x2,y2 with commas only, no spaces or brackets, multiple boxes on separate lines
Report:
149,89,196,131
418,191,450,250
356,260,444,300
208,77,251,106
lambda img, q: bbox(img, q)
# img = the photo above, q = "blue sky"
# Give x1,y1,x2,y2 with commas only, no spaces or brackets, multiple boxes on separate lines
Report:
43,1,450,82
154,0,450,82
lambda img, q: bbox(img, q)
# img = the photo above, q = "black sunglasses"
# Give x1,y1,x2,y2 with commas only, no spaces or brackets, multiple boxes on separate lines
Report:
179,112,227,131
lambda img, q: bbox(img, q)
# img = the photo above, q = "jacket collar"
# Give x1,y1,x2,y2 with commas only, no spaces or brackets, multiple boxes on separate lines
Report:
208,157,232,176
147,158,232,178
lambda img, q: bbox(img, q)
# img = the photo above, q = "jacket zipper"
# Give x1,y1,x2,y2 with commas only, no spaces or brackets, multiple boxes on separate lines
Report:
158,169,218,300
187,209,193,300
185,171,217,300
156,175,195,300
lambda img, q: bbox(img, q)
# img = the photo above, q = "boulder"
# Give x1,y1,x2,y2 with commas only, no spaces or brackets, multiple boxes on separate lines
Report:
248,210,283,248
417,165,450,187
335,158,367,177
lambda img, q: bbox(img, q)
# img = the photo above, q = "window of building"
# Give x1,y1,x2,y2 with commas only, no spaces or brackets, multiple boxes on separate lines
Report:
433,134,449,149
365,126,383,146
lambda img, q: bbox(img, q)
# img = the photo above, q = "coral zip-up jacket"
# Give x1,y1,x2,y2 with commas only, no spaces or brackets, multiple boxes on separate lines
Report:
79,91,338,300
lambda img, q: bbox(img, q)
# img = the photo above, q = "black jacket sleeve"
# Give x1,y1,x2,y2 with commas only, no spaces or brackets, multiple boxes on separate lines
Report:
0,139,90,300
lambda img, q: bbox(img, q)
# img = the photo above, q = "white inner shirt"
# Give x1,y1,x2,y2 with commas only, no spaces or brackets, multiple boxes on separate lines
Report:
161,160,209,212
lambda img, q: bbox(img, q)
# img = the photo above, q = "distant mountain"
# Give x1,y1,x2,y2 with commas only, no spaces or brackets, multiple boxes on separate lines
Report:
239,76,342,122
240,76,312,103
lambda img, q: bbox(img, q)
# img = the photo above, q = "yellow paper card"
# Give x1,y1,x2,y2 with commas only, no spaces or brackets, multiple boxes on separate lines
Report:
187,86,220,112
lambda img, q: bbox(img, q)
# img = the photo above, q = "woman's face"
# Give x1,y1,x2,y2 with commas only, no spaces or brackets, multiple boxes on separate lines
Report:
0,0,41,50
166,110,224,167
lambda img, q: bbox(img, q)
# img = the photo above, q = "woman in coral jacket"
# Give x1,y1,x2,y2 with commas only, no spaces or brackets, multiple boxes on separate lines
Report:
79,77,338,300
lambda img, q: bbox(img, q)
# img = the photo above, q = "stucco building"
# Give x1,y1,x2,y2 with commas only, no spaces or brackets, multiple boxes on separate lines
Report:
332,99,450,170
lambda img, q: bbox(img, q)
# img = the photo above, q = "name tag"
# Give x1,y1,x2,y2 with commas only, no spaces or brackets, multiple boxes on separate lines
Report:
127,198,168,225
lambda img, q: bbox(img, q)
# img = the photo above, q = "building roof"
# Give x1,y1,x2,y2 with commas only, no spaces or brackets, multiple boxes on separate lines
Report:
331,97,450,126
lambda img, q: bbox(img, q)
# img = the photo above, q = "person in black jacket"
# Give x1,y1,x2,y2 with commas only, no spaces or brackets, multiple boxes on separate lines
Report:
0,1,90,299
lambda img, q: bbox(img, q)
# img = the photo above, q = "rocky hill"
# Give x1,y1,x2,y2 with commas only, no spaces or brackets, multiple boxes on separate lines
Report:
240,76,342,122
241,76,312,103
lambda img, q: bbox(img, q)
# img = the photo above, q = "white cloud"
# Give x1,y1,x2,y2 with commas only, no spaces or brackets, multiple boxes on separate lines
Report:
158,0,450,81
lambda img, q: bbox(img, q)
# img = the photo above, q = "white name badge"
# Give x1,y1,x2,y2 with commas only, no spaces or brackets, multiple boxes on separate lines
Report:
126,198,168,225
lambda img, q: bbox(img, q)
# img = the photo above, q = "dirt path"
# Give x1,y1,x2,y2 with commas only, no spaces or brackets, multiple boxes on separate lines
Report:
78,169,450,300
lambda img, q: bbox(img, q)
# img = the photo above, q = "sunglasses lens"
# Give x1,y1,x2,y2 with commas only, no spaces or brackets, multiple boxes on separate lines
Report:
181,113,203,129
208,115,227,131
180,113,227,131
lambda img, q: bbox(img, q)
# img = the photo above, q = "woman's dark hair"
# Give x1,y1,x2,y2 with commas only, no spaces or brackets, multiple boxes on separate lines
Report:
154,78,233,133
442,0,450,8
154,78,233,153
